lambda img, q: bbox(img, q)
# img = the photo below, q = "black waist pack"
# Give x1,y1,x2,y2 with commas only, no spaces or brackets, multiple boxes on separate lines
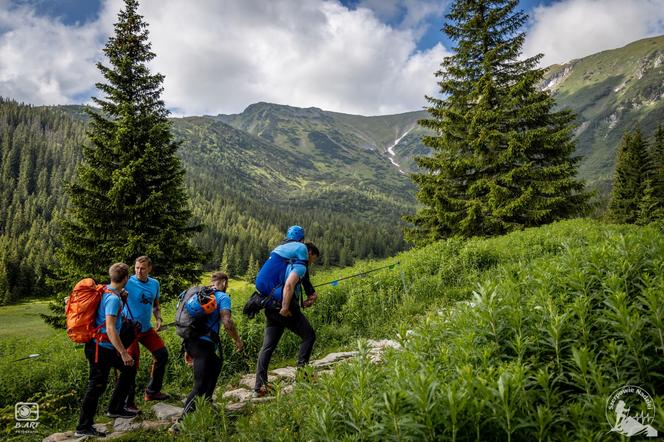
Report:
120,318,141,347
243,291,280,319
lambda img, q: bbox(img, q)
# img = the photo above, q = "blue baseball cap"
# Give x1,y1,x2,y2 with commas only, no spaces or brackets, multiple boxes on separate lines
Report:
286,225,305,241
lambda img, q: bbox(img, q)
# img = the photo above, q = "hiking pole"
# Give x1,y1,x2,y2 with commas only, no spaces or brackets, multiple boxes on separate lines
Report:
313,262,401,288
12,354,42,362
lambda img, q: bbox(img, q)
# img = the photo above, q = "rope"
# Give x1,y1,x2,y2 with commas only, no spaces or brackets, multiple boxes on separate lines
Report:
313,262,400,288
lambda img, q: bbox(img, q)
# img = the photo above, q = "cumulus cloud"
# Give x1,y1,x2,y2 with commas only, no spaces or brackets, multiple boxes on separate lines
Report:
524,0,664,67
141,0,449,115
0,0,109,105
0,0,450,115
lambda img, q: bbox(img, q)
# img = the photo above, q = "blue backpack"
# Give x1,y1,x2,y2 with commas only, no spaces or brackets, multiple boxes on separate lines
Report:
255,251,307,302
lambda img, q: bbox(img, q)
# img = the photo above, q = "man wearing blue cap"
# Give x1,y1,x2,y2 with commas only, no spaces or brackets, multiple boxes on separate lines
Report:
253,226,319,397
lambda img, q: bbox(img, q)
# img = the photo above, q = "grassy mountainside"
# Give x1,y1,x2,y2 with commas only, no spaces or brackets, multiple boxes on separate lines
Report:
544,35,664,191
175,113,415,217
2,219,662,440
216,102,427,176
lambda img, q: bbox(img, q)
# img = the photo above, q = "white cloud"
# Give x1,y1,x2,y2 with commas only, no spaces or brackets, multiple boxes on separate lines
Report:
524,0,664,67
0,0,450,115
0,1,115,105
142,0,448,115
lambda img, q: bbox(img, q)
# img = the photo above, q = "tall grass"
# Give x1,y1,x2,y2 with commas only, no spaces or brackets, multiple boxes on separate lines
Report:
192,219,663,440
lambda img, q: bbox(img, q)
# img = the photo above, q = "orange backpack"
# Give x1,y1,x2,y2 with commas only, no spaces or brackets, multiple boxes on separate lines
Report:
65,278,106,343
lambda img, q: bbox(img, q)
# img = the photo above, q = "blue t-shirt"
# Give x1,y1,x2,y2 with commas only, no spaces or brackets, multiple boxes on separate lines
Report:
271,242,308,301
123,275,160,332
199,291,232,343
93,289,124,350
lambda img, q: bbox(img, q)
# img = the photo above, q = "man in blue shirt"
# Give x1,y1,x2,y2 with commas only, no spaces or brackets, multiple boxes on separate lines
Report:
182,272,243,415
253,226,320,397
75,263,137,438
123,256,169,410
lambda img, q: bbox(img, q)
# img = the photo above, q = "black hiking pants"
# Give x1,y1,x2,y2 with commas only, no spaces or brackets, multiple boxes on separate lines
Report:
77,342,136,431
183,338,222,415
254,306,316,391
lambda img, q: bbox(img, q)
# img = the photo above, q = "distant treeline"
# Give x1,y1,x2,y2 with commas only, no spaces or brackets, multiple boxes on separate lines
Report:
0,98,407,304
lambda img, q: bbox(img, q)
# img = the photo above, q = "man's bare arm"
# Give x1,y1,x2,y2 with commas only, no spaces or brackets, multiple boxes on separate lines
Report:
220,310,243,351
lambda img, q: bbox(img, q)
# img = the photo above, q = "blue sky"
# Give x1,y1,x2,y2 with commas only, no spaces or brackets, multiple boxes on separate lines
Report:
1,0,663,115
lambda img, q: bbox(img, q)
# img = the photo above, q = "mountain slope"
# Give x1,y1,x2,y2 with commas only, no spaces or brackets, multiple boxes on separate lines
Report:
543,35,664,190
216,102,426,179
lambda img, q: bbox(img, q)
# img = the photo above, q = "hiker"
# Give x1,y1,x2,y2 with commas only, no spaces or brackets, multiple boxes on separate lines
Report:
75,263,137,438
253,226,320,397
123,256,169,412
182,272,244,414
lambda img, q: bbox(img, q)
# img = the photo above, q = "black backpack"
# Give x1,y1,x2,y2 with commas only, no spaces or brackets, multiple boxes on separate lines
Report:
175,286,219,341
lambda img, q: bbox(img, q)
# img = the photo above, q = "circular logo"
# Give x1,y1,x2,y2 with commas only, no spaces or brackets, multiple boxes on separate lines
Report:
606,385,658,437
16,405,32,420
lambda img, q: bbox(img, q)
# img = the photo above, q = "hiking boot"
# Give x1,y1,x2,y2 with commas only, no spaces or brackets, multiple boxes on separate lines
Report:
252,384,274,398
144,390,171,401
74,427,107,438
125,403,141,414
106,408,138,419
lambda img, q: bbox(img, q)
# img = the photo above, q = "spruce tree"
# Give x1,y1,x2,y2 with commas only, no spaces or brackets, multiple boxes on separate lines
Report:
650,125,664,211
47,0,201,323
608,127,651,224
407,0,589,242
245,253,259,283
636,125,664,226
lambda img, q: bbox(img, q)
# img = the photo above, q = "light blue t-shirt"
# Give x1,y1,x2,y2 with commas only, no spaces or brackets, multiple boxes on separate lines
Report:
93,289,124,350
200,291,232,343
124,275,160,332
271,242,308,301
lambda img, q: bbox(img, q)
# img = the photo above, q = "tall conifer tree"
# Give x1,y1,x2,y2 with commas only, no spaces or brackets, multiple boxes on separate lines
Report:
609,127,651,224
407,0,589,242
637,125,663,225
650,124,664,209
49,0,201,311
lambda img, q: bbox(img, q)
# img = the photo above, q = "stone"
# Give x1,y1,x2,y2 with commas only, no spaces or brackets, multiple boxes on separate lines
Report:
238,373,256,389
225,402,247,412
366,339,401,351
281,384,295,394
152,403,183,421
113,417,140,432
141,420,171,431
222,388,254,402
311,351,358,368
269,366,298,379
43,431,74,442
92,424,108,433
